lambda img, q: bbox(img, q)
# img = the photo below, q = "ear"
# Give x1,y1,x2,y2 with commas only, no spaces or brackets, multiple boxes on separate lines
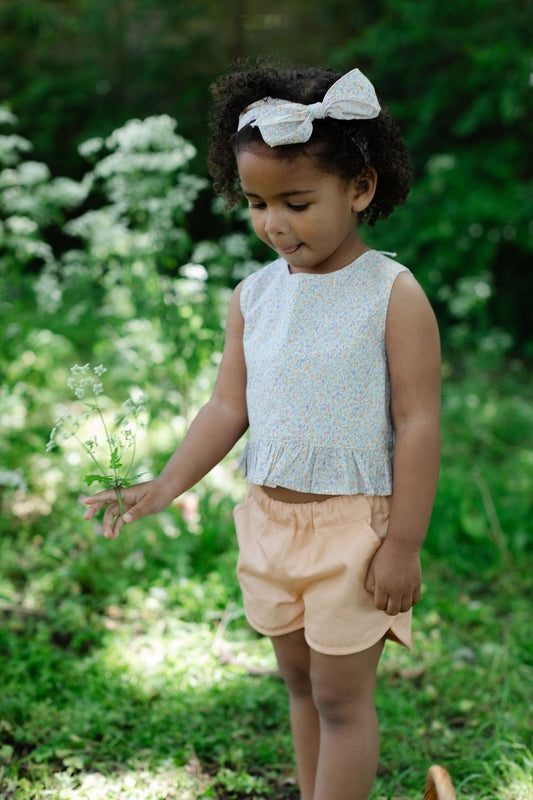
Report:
350,167,377,213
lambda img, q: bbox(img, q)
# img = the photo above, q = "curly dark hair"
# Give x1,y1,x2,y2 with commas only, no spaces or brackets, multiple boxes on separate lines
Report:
208,64,413,226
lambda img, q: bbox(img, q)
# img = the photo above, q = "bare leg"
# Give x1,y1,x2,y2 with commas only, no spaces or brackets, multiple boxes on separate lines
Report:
271,630,319,800
310,638,385,800
272,631,385,800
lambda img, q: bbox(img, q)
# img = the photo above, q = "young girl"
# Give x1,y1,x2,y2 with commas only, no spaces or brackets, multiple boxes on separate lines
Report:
83,65,441,800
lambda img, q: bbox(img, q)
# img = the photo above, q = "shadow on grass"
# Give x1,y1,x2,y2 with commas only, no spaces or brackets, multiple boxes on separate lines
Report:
0,603,298,799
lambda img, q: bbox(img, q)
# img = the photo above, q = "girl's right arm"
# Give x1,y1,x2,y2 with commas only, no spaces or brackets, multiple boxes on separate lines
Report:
82,282,249,539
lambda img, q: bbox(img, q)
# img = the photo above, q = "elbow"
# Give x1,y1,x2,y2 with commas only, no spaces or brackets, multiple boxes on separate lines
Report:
393,413,441,449
207,395,249,437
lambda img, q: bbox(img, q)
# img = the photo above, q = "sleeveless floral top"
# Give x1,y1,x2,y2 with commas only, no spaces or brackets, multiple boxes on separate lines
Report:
238,250,410,495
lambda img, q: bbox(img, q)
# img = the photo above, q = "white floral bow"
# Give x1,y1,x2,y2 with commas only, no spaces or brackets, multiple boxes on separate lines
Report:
237,68,381,147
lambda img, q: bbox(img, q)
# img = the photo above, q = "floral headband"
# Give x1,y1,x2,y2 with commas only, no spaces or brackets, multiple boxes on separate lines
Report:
237,68,381,148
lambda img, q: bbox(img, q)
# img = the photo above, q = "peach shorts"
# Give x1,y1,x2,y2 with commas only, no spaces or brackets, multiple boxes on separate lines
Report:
233,485,412,655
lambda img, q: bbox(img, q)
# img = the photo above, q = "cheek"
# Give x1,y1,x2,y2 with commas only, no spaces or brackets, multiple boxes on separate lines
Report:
249,213,266,239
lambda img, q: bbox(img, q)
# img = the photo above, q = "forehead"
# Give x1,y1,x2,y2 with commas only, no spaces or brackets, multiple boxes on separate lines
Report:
236,145,335,195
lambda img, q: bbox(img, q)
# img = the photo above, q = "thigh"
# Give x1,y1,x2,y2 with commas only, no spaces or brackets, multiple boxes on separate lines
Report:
310,637,385,712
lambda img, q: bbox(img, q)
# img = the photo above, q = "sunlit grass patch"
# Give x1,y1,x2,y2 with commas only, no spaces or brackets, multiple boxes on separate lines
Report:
0,589,291,800
489,746,533,800
1,757,214,800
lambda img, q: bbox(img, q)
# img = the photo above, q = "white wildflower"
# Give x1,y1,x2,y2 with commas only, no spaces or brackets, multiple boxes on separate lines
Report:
49,363,148,495
84,436,98,453
70,363,90,375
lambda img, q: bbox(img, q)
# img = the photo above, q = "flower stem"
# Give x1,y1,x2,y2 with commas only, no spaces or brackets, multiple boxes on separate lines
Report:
72,431,105,476
95,402,122,487
114,484,125,520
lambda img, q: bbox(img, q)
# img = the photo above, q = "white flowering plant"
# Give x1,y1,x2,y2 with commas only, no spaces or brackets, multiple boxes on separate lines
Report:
47,364,147,518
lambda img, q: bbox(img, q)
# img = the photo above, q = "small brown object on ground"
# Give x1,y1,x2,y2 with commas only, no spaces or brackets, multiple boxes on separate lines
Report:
424,764,458,799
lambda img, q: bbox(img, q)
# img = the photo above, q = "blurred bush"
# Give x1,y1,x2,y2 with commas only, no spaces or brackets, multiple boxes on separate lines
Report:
335,0,533,358
0,108,257,540
2,0,531,357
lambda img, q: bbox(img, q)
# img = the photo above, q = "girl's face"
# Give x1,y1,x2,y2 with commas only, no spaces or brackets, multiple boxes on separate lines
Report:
237,145,375,274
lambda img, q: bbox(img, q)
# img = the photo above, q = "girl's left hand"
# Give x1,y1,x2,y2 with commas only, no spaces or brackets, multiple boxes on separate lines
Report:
364,539,422,616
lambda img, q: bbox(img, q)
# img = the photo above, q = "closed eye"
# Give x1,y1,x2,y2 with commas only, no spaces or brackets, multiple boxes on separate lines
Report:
247,201,309,212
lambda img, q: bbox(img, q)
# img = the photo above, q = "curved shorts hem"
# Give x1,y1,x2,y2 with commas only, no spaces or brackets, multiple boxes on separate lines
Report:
243,613,411,654
305,622,412,655
243,611,305,639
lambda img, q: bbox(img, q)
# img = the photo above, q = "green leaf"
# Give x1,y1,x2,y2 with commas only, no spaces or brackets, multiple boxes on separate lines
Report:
109,447,122,471
118,472,148,488
84,474,114,488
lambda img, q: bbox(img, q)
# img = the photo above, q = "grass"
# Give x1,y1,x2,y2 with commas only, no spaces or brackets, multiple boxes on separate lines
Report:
1,363,532,799
0,514,531,800
375,562,533,799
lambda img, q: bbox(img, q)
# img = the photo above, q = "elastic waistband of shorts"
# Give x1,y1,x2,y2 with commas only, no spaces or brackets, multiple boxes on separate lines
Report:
248,484,388,529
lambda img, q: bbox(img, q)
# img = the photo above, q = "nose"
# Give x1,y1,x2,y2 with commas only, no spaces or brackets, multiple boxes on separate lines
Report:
264,206,288,236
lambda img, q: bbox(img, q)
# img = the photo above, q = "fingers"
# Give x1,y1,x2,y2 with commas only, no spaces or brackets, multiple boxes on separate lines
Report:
385,595,411,616
365,570,420,615
364,547,422,615
119,496,153,524
372,589,420,616
83,488,119,507
82,489,119,521
103,502,125,539
81,488,131,538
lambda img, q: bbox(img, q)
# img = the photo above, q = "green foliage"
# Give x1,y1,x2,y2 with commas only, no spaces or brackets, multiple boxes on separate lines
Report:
334,0,533,355
2,0,532,355
432,359,533,571
0,110,236,501
0,0,373,174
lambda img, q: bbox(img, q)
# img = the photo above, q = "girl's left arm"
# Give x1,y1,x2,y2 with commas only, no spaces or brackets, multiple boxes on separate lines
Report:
365,272,441,617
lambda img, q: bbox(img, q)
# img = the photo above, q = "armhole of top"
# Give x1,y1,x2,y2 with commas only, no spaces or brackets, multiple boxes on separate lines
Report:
384,267,412,341
239,278,250,317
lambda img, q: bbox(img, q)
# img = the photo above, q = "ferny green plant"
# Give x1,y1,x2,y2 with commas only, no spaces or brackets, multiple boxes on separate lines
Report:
47,363,147,518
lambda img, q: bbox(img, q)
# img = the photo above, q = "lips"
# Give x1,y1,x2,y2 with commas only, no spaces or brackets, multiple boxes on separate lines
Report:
280,243,301,255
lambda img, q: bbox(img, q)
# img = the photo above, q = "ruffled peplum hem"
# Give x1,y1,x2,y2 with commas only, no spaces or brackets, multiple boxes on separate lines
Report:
238,438,393,496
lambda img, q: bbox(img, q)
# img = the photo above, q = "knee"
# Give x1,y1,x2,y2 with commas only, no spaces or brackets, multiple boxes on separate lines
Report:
312,680,375,725
278,660,312,698
312,682,350,723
